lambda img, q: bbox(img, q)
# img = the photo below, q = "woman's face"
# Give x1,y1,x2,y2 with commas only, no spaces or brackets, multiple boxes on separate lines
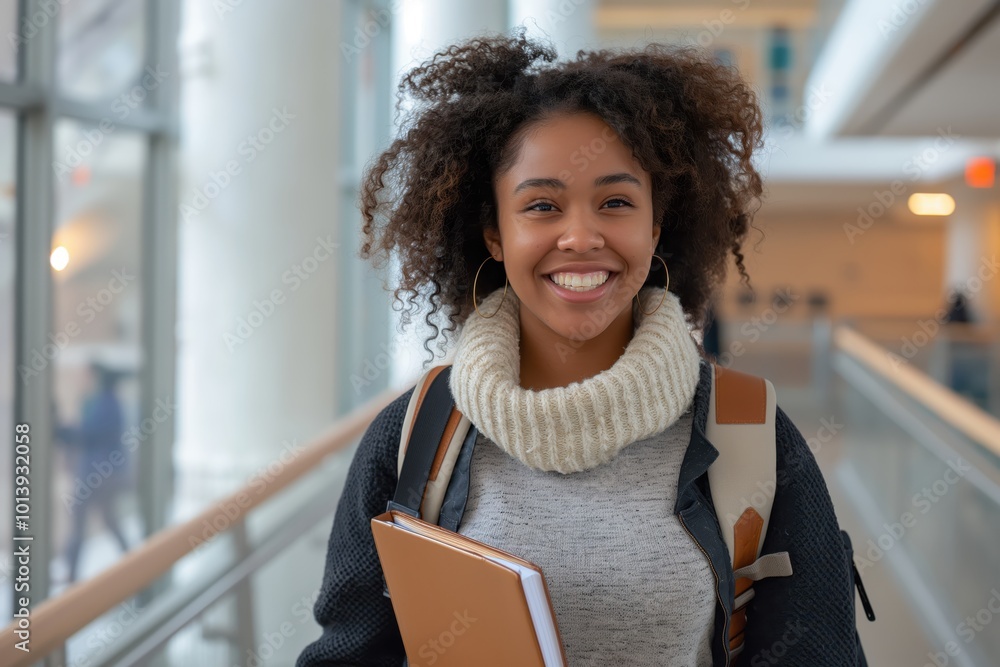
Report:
485,111,660,343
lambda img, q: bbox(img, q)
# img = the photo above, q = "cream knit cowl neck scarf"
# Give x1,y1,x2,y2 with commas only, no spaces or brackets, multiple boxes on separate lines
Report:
448,285,703,474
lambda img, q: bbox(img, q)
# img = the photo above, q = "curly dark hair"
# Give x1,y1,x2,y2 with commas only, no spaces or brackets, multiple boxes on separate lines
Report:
359,29,764,364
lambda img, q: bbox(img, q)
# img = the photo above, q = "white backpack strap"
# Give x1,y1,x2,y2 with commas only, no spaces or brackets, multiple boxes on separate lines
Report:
397,365,470,525
706,363,777,562
705,363,791,657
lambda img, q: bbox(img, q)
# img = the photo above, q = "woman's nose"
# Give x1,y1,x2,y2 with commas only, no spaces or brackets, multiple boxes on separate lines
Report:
556,209,604,253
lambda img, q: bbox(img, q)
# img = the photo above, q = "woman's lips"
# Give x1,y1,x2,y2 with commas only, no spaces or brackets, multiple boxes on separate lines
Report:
544,271,618,303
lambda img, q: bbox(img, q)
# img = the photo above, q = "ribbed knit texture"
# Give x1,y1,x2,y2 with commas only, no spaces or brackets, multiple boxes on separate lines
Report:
449,285,702,473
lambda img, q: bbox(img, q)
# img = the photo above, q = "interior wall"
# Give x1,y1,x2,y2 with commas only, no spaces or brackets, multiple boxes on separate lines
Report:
717,208,948,322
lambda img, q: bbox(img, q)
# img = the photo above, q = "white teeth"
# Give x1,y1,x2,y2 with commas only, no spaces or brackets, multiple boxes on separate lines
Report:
548,271,610,291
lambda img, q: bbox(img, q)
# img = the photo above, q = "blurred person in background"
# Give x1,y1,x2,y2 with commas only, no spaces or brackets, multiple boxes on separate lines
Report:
60,360,131,583
943,288,989,410
944,288,972,324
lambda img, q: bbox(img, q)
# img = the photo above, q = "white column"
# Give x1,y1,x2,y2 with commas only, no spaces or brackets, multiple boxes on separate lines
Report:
392,0,507,77
176,0,341,481
388,0,508,387
508,0,596,59
175,1,342,661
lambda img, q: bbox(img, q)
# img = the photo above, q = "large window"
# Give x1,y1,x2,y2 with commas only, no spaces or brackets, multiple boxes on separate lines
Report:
57,0,148,103
0,109,15,622
50,120,147,590
0,2,15,82
1,2,180,648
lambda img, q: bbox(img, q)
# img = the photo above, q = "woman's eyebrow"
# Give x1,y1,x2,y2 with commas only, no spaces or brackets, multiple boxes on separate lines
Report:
513,177,564,194
513,172,641,195
594,172,641,188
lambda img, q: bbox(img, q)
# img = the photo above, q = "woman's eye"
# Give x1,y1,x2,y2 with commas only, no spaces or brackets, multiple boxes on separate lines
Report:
527,202,556,212
604,198,633,209
525,198,632,212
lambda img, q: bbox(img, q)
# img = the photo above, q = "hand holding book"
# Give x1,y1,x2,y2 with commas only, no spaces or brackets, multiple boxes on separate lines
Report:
371,510,567,667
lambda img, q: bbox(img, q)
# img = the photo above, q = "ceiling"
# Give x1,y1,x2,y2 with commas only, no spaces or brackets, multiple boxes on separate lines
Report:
804,0,1000,139
595,0,1000,191
596,0,999,140
869,3,1000,138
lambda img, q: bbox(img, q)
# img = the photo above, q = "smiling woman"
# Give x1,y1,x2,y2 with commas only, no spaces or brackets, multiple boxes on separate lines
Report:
298,28,867,667
486,112,661,390
356,29,764,367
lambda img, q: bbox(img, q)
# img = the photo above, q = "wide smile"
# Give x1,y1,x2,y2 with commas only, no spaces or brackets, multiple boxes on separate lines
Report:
543,271,619,304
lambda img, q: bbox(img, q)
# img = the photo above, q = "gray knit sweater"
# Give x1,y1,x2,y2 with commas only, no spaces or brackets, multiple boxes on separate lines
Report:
296,285,869,666
295,369,870,666
458,418,716,665
448,285,715,664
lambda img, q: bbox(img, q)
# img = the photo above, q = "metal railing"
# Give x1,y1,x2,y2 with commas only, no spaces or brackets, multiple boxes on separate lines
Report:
832,324,1000,665
833,325,1000,459
0,386,404,667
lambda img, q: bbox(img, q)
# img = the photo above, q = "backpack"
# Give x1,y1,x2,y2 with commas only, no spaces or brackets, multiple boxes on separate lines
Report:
384,362,873,663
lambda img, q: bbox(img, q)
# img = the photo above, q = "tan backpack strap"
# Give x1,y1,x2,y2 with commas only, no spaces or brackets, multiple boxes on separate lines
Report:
397,365,470,524
706,363,788,658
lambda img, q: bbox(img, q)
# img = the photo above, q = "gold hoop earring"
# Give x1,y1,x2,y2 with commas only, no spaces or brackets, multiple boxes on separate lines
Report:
473,255,508,319
635,254,669,316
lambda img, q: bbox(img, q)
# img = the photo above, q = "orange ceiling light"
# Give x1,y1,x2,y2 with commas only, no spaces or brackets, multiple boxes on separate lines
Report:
908,193,955,216
965,157,995,188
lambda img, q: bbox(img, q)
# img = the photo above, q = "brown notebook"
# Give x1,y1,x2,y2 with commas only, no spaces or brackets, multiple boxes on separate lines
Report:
371,510,568,667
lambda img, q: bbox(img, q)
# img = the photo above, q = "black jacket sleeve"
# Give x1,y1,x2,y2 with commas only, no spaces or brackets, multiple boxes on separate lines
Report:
296,388,414,667
741,406,864,666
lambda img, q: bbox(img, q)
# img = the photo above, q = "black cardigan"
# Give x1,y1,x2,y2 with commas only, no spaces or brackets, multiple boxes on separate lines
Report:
297,360,868,666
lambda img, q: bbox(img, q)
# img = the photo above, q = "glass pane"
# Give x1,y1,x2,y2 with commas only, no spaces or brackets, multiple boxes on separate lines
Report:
145,509,341,666
58,0,147,104
0,110,16,621
839,363,1000,663
0,1,16,82
49,118,146,595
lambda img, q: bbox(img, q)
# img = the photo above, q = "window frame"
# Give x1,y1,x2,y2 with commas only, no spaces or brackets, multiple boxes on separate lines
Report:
2,0,180,639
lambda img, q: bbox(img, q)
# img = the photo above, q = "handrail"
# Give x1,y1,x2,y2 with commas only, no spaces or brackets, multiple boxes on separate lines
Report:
848,318,1000,345
0,385,406,666
833,325,1000,458
97,482,338,666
